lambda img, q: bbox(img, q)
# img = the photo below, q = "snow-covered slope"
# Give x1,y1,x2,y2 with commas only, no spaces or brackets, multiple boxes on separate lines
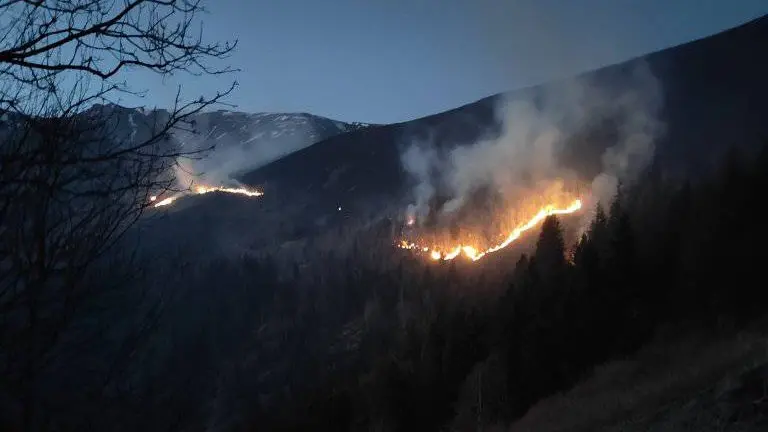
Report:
184,110,369,154
90,105,371,184
175,110,370,182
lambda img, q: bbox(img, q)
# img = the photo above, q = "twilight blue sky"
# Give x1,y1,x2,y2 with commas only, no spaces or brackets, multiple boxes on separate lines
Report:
119,0,766,124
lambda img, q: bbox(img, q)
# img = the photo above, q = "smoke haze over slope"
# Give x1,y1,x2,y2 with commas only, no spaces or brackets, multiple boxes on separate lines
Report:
401,61,664,224
162,111,368,189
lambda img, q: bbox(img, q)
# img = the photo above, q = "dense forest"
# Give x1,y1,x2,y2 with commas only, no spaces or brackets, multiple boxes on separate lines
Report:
4,138,768,431
237,142,768,431
251,141,768,432
9,140,761,431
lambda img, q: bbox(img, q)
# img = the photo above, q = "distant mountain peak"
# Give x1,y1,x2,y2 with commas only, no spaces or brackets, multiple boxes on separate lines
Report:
94,105,373,187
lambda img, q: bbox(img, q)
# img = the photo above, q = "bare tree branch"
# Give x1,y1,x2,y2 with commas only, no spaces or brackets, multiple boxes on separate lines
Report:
0,1,238,429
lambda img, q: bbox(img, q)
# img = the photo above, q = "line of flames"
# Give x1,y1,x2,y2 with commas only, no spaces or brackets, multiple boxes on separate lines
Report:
146,184,581,263
398,198,583,262
150,185,264,208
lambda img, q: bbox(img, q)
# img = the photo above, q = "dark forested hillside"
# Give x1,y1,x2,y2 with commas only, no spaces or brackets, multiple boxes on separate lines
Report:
234,141,768,431
34,139,767,431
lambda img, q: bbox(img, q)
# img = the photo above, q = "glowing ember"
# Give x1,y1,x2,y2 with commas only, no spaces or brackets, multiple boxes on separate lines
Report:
151,184,263,208
398,199,583,262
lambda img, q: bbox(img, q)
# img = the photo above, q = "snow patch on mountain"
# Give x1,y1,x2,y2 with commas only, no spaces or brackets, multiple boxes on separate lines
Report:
105,106,373,187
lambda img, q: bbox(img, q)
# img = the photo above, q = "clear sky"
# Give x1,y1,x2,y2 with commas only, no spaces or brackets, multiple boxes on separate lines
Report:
120,0,766,124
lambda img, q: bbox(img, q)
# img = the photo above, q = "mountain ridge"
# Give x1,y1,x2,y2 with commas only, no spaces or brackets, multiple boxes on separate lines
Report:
143,14,768,261
242,13,768,192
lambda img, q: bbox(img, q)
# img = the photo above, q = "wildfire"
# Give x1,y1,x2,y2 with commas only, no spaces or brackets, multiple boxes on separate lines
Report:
150,184,263,208
398,198,583,262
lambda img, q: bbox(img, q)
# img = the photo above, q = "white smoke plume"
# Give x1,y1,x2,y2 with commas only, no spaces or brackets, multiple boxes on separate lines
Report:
403,137,440,222
166,113,326,190
589,64,664,207
400,61,663,225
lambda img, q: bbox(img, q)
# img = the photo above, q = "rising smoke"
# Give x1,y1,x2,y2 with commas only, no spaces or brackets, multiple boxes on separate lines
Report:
168,114,321,190
401,61,664,225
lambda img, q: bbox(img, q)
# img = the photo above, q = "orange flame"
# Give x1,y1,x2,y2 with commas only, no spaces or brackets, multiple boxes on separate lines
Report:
191,185,264,197
398,199,582,262
151,185,263,208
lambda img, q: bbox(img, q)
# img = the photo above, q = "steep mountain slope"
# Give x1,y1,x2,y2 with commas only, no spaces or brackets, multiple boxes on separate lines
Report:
149,15,768,258
242,14,767,201
506,326,768,432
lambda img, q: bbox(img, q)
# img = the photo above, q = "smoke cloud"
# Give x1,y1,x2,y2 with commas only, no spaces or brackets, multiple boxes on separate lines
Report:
401,61,663,225
168,114,323,190
403,137,440,222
